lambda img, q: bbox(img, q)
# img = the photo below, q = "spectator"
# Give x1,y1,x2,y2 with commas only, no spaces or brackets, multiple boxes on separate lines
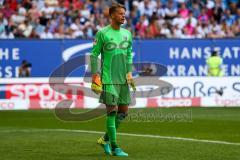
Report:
155,0,166,18
29,28,40,38
213,0,224,23
70,18,84,38
183,19,195,36
198,8,210,25
172,13,186,29
18,20,33,37
40,2,54,19
1,3,15,19
0,12,6,33
135,15,148,38
0,12,14,38
191,1,201,18
165,0,178,19
160,22,171,38
124,18,135,36
138,0,157,17
222,9,236,26
28,2,41,20
129,4,140,26
147,16,160,38
178,2,189,18
187,11,198,27
171,25,183,38
40,27,53,39
0,0,239,39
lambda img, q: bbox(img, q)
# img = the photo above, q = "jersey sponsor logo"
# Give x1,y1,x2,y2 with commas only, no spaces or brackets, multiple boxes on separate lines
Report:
119,41,130,49
103,40,130,51
103,42,118,51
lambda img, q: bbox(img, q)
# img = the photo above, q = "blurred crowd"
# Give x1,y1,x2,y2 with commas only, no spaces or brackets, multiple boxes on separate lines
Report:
0,0,239,39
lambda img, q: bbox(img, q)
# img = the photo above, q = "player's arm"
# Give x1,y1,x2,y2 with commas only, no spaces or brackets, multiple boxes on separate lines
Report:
90,31,103,94
206,58,211,76
126,32,136,91
90,31,103,75
126,31,133,75
217,57,223,76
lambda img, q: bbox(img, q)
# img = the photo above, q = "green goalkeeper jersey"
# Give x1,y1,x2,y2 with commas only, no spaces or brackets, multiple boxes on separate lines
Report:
90,25,133,84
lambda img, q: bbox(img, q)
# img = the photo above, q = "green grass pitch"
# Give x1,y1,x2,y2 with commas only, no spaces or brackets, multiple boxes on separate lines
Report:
0,107,240,160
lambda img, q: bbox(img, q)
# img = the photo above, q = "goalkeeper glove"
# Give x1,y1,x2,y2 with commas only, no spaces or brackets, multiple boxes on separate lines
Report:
130,80,136,92
91,74,102,94
126,72,136,92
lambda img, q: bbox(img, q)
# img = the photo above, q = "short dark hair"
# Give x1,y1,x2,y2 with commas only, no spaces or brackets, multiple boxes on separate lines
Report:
211,51,218,56
109,3,126,16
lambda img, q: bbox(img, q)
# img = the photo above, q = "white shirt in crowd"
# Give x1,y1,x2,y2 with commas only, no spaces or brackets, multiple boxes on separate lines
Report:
40,31,53,39
0,32,15,39
138,0,157,16
41,5,55,19
172,16,187,29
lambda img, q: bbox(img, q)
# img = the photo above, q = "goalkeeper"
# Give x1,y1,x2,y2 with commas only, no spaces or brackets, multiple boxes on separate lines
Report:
90,3,134,157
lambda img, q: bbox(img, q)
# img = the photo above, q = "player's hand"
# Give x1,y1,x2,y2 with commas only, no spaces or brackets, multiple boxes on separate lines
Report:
129,80,136,92
126,72,136,92
126,72,133,84
91,74,102,94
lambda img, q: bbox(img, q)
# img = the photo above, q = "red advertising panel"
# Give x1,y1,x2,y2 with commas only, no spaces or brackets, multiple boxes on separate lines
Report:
5,83,84,109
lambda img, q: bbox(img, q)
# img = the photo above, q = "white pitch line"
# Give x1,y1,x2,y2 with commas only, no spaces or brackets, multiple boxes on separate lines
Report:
0,128,240,146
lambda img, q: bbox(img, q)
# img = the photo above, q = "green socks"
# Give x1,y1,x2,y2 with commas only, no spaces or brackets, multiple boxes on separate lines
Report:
106,112,118,149
115,113,123,129
104,113,123,142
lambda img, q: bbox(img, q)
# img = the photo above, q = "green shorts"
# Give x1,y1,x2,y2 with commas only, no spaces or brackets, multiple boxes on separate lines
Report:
99,84,131,106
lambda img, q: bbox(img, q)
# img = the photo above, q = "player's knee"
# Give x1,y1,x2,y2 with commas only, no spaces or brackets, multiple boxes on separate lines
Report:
117,112,128,121
106,105,117,116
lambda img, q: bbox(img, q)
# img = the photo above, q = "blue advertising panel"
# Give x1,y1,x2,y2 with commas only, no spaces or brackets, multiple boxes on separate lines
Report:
0,39,239,78
0,40,62,77
138,39,240,76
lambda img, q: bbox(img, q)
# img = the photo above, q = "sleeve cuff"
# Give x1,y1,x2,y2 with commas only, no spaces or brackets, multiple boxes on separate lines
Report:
127,63,133,72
